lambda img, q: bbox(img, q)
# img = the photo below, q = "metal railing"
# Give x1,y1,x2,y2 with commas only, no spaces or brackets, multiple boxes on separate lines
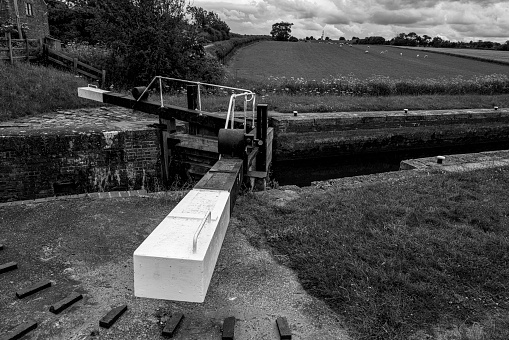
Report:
136,76,256,131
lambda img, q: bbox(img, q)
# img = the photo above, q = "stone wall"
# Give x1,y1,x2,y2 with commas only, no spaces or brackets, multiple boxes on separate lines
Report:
0,129,161,203
270,108,509,161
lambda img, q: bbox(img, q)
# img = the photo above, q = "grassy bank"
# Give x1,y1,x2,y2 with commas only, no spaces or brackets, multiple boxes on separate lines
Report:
0,62,102,122
236,167,509,339
155,92,509,114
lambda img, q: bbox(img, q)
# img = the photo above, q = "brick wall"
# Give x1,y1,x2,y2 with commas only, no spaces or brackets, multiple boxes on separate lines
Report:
0,129,161,203
0,0,49,39
22,0,49,39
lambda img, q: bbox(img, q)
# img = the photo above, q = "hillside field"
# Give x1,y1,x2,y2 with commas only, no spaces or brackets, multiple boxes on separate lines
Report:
228,41,509,81
394,46,509,64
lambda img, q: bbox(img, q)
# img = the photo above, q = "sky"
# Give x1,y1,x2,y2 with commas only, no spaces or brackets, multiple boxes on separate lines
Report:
191,0,509,43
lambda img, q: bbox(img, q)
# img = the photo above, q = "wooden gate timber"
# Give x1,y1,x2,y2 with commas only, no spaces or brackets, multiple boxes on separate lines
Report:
77,82,272,190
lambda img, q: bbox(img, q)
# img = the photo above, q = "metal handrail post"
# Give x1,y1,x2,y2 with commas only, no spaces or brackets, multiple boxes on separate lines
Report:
159,77,164,107
197,83,202,111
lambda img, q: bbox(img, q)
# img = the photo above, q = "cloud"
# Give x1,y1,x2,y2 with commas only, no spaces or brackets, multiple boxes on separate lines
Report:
370,10,423,25
192,0,509,42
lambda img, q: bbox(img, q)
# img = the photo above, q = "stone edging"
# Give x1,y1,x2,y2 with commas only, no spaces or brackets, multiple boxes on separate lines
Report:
0,190,148,207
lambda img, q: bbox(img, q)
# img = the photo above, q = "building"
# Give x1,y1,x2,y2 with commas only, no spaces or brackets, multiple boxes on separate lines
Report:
0,0,49,39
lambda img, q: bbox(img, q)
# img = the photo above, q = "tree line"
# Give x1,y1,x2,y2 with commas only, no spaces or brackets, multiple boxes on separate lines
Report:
269,22,509,51
42,0,232,88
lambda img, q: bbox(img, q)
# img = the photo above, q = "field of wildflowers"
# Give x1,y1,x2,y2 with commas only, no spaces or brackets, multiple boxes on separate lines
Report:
227,74,509,97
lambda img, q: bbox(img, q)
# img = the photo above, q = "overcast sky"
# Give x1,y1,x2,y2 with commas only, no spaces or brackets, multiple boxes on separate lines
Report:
191,0,509,43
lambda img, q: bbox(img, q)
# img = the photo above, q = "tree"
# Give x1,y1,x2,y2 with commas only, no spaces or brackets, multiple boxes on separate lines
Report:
89,0,224,87
431,36,443,47
187,5,230,42
422,35,431,46
46,0,97,43
339,37,346,41
270,22,293,41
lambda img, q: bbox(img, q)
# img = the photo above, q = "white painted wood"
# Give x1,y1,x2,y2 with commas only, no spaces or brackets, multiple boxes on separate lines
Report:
77,87,110,102
133,189,231,302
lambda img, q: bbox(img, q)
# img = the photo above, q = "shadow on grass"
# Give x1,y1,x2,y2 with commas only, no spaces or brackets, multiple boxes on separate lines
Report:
236,167,509,339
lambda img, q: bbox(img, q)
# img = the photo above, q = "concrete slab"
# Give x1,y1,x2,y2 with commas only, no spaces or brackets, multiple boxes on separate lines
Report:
400,150,509,173
77,87,111,103
134,189,231,302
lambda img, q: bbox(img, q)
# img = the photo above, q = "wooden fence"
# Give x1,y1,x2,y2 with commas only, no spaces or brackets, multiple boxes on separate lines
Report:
0,33,41,62
1,33,106,87
43,46,106,87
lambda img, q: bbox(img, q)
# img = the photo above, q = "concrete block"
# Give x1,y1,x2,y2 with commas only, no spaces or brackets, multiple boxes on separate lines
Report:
222,317,235,340
77,87,110,103
0,262,18,274
276,317,292,340
134,189,231,302
162,313,184,338
16,280,52,299
49,292,83,314
0,320,37,340
99,305,128,328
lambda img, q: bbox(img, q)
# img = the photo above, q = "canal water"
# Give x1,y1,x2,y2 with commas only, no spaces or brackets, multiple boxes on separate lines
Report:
272,141,509,186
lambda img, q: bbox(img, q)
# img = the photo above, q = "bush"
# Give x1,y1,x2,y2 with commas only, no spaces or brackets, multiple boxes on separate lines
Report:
205,35,271,64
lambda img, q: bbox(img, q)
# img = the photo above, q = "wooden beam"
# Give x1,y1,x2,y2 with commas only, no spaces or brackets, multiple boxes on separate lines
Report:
102,92,246,133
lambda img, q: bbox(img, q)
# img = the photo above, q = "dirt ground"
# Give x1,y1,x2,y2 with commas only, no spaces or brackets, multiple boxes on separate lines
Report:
0,194,350,340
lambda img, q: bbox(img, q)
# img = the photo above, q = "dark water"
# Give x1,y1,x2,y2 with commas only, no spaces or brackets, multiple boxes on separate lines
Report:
272,141,509,187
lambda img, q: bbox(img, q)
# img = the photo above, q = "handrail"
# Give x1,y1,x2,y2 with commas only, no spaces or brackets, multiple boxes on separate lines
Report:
135,76,256,128
224,92,255,130
193,211,212,254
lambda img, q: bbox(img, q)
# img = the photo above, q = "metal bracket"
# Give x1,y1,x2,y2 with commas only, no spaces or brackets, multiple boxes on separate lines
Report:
192,211,212,254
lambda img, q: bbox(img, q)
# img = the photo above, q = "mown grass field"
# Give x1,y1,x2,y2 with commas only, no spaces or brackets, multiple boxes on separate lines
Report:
394,46,509,64
228,41,509,81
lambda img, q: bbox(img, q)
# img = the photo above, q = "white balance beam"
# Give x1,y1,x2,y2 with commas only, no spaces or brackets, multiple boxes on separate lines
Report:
133,189,231,303
77,86,110,102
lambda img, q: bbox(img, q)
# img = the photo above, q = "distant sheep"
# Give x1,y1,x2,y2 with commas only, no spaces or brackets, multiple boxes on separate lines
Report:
400,52,403,56
365,50,369,53
424,55,428,58
417,54,420,57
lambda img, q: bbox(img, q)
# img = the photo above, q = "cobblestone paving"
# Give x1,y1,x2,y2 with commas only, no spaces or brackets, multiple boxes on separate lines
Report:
0,106,160,136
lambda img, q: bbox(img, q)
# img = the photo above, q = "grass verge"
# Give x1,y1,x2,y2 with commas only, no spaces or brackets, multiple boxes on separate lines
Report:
0,61,102,122
154,92,508,114
235,167,509,339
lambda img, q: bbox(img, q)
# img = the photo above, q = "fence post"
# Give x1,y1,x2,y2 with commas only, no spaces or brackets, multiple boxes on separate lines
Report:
73,57,77,74
7,32,13,64
101,70,106,89
256,104,268,172
25,37,29,61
